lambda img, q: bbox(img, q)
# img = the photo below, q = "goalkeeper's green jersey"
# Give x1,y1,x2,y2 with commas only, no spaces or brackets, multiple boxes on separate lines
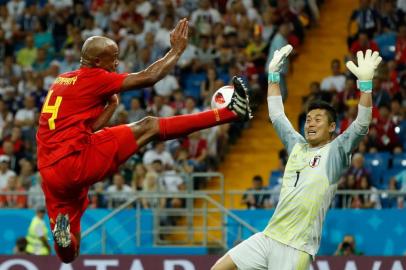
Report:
264,108,370,256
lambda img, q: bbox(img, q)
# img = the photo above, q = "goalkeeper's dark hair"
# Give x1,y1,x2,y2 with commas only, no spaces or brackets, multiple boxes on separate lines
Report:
307,100,337,124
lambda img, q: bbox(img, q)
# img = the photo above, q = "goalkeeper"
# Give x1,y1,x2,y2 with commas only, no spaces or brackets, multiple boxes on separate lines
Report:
211,47,382,270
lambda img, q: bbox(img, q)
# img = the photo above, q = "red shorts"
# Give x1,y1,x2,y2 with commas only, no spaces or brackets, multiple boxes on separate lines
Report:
39,125,138,234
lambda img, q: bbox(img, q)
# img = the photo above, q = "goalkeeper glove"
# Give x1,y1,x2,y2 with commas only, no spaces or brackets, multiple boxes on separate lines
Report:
268,44,293,83
346,50,382,93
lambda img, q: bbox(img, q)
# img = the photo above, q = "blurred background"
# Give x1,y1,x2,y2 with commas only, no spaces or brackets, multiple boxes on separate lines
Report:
0,0,405,268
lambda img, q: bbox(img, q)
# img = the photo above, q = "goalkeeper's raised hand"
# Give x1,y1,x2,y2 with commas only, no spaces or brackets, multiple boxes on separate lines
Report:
346,50,382,93
268,44,293,74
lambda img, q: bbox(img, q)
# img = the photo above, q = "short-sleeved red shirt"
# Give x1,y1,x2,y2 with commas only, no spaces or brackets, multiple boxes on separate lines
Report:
36,67,127,169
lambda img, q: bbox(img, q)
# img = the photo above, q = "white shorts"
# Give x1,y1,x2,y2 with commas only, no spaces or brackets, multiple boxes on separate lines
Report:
228,232,311,270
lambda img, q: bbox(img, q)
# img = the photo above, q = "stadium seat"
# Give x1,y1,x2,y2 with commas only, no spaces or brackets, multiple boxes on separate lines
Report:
374,32,396,61
364,152,390,169
269,170,283,188
381,168,403,189
392,153,406,170
364,153,390,187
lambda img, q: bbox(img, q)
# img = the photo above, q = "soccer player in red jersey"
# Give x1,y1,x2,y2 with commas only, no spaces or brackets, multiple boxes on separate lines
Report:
36,18,252,263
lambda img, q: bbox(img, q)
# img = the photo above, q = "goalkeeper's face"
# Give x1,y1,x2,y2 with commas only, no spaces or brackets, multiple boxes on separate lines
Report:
304,109,336,147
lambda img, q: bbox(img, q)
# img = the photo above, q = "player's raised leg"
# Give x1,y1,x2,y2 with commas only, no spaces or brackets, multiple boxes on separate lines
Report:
128,76,252,148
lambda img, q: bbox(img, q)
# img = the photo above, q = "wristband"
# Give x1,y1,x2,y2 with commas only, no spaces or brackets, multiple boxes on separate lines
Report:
268,72,280,83
357,80,373,92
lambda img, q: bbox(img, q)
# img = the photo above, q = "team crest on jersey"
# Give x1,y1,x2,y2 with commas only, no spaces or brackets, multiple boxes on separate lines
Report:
309,155,321,168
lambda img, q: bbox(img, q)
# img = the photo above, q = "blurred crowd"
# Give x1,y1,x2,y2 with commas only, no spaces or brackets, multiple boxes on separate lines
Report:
244,0,406,210
0,0,321,210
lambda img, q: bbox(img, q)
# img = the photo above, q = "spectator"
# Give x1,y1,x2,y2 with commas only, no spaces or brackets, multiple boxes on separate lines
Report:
33,21,54,54
380,0,405,32
241,175,272,209
143,141,175,170
16,35,37,68
81,16,103,41
344,153,371,189
0,141,20,172
4,127,24,157
59,49,79,73
151,159,185,219
350,31,380,56
321,59,347,93
32,48,49,75
27,172,45,209
153,72,179,98
339,104,358,133
143,9,161,34
141,171,165,209
106,173,133,208
0,99,14,139
13,237,28,255
348,0,380,39
7,0,26,21
131,163,147,191
174,147,194,174
181,131,208,172
147,95,175,117
0,155,16,190
196,34,219,66
372,77,391,108
1,56,22,83
200,66,224,107
0,175,27,208
190,0,222,34
127,97,147,123
14,95,37,138
335,235,363,255
143,31,164,62
371,104,399,151
180,96,200,115
89,182,108,209
25,206,51,255
18,159,35,189
358,175,381,208
155,14,174,52
43,61,60,89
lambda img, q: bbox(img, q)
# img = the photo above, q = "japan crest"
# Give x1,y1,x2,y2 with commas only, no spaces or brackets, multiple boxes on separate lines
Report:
310,155,321,168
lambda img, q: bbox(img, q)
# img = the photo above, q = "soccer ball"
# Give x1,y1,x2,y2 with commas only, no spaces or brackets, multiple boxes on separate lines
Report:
211,85,234,109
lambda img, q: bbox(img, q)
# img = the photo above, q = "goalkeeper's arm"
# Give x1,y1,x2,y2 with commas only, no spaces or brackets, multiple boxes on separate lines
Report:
267,45,293,122
346,50,382,128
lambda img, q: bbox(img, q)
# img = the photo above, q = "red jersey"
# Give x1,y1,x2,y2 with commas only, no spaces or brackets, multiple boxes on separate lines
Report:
36,67,127,169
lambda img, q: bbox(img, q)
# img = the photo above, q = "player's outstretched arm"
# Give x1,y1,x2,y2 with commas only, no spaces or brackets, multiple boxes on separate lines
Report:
267,44,293,121
121,18,189,91
332,50,382,155
266,44,305,154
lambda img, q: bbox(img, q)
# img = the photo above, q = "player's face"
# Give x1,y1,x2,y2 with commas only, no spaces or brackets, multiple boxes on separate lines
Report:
304,109,335,147
99,44,119,72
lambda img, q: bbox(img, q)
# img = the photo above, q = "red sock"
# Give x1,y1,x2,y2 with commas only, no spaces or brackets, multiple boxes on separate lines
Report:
159,108,238,140
55,233,79,263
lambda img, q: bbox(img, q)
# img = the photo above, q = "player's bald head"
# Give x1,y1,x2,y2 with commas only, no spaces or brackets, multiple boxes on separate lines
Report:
80,36,118,69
